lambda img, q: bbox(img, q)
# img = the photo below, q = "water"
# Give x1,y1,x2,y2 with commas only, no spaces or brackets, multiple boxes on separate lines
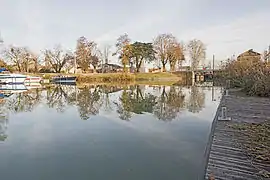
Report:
0,84,222,180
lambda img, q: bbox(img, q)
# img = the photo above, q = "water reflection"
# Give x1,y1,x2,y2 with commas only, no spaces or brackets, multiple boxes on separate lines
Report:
0,103,8,141
0,83,222,180
0,84,219,122
187,86,205,113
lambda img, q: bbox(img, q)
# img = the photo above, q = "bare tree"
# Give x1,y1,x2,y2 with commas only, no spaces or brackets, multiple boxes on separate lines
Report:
187,39,206,71
4,46,28,72
103,44,111,64
113,33,132,73
62,51,75,73
90,46,101,73
25,51,41,73
44,45,72,73
75,36,99,73
168,42,185,72
153,33,178,72
262,45,270,63
100,45,111,73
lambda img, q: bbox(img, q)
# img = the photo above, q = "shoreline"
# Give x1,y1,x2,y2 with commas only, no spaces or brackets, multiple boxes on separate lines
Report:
24,72,192,84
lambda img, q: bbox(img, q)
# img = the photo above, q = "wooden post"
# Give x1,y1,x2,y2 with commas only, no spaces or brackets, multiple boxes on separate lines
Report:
218,106,231,121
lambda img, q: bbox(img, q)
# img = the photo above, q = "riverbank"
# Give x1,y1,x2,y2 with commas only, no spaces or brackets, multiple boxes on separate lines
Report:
26,72,192,84
203,89,270,179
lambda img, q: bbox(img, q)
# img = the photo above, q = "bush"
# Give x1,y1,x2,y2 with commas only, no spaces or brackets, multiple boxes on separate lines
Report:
222,59,270,97
39,68,54,73
76,73,136,83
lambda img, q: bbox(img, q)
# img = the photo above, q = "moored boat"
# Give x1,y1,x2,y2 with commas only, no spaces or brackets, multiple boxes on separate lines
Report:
0,84,28,92
0,73,27,84
25,76,43,83
0,68,27,84
51,75,76,83
25,83,43,90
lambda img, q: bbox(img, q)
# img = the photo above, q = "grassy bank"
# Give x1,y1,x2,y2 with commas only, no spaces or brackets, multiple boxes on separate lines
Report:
27,72,191,84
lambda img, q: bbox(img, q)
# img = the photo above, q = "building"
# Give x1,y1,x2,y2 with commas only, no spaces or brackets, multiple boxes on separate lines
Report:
97,63,123,73
237,49,261,62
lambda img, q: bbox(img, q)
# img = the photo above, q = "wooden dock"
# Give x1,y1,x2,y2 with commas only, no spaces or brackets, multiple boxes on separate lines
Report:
202,90,270,180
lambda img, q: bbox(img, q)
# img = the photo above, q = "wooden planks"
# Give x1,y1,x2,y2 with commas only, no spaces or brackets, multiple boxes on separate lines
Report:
203,91,270,180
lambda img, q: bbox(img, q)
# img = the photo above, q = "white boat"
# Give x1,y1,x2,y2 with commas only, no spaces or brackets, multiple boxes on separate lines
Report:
25,76,43,83
0,73,27,84
25,83,42,90
0,84,28,93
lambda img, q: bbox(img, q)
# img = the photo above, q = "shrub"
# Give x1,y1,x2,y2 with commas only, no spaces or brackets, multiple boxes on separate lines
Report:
76,73,136,83
222,58,270,97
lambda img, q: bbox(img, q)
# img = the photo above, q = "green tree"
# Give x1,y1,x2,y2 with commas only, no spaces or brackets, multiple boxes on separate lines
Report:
130,42,156,72
76,86,102,120
153,86,185,121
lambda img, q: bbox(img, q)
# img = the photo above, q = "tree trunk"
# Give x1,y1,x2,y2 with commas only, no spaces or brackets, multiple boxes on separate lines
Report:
17,63,21,72
136,67,140,73
170,63,176,72
123,64,127,73
34,62,38,73
162,63,166,72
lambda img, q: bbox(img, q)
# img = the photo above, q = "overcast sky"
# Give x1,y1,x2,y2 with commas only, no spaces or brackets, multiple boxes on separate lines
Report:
1,0,270,64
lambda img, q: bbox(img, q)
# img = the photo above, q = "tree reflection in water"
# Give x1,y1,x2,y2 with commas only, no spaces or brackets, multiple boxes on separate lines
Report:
6,88,42,113
153,86,185,121
187,86,205,113
76,86,102,120
0,84,207,122
114,85,158,121
0,99,8,141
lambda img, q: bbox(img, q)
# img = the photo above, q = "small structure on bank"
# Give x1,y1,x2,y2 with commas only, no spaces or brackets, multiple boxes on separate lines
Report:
237,49,261,62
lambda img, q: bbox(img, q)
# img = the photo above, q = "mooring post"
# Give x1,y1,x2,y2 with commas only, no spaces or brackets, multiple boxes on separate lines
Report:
218,106,231,121
225,89,229,96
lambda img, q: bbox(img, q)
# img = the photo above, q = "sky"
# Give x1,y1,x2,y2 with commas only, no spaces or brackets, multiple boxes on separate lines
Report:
0,0,270,66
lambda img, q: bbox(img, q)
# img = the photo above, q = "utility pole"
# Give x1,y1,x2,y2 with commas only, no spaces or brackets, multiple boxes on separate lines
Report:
212,54,215,73
0,31,4,45
0,31,3,44
74,56,77,74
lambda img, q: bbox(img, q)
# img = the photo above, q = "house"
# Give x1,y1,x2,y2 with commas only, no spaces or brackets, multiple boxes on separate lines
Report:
97,63,123,73
237,49,261,62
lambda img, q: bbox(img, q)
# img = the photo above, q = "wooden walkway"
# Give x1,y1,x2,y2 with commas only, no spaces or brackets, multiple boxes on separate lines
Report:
202,90,270,180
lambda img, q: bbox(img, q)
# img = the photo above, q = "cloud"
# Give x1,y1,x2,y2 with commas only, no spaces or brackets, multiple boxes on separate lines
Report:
0,0,269,62
178,11,270,60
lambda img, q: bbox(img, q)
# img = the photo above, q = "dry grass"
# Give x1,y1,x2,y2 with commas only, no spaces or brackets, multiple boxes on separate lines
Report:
228,122,270,178
26,72,188,83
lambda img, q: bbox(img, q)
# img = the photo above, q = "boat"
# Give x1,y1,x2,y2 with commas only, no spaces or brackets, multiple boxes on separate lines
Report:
0,84,28,93
0,73,27,84
25,76,43,83
0,68,27,84
51,75,76,84
25,83,43,90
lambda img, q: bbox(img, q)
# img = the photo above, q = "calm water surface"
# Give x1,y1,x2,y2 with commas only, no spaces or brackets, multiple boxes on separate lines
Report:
0,84,222,180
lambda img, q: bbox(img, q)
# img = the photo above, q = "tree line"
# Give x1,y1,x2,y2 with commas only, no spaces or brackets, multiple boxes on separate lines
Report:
0,33,206,73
